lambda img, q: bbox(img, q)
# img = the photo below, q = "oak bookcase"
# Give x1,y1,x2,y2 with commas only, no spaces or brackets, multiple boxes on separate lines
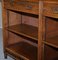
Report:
2,0,58,60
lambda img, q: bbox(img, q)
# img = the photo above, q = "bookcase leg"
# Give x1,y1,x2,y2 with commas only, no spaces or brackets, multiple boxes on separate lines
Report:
4,52,7,59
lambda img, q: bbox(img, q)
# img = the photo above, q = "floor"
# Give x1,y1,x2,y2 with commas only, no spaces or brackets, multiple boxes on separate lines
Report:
0,29,13,60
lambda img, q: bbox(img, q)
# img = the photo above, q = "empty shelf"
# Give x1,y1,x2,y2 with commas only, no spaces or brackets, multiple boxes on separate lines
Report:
6,42,37,60
7,24,38,42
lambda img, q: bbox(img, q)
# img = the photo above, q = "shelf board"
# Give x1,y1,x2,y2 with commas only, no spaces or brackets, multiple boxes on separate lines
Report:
6,42,37,60
44,15,58,19
43,36,58,48
7,24,38,42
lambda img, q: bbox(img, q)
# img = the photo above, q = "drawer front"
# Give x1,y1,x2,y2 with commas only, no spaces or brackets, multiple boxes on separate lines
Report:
14,1,39,14
15,0,39,2
4,0,39,15
44,1,58,18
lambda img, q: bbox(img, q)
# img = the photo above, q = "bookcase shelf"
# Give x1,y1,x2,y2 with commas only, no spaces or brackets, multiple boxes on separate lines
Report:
6,41,37,60
7,24,38,42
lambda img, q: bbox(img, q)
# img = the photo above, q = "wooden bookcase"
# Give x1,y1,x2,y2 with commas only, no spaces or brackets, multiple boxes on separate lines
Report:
2,0,39,60
2,0,58,60
43,1,58,60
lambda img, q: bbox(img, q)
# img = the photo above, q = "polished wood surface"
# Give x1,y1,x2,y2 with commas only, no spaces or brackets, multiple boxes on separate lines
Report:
44,36,58,48
44,45,58,60
38,1,44,60
45,17,58,38
7,24,38,41
43,1,58,18
4,0,39,15
6,42,37,60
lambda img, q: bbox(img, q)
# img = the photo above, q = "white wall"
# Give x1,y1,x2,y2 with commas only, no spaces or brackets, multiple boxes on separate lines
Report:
0,2,2,28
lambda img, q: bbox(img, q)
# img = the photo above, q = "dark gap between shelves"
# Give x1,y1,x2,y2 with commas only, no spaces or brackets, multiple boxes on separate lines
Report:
8,30,38,44
44,44,58,50
45,16,58,22
7,9,38,18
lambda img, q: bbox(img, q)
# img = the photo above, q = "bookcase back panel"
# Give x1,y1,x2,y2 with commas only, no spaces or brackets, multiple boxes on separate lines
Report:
44,45,58,60
9,11,21,26
45,18,58,38
8,11,38,27
8,32,24,45
8,32,37,47
22,15,38,27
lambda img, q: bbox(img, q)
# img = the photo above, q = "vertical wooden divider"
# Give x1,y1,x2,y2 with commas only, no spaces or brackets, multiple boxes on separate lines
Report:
38,1,44,60
2,0,9,58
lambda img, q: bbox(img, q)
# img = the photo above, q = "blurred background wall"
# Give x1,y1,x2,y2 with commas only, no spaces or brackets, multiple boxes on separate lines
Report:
0,2,2,28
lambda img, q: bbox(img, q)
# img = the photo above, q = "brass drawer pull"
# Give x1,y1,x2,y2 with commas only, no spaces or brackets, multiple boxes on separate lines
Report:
10,0,14,3
16,1,26,5
26,6,33,10
52,7,58,14
9,0,14,5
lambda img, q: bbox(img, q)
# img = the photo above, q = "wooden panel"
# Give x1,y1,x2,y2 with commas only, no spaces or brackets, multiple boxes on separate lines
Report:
44,45,58,60
4,1,39,15
44,36,58,48
9,11,21,26
14,1,39,15
44,1,58,18
45,17,58,38
22,15,38,27
8,32,24,44
2,0,9,49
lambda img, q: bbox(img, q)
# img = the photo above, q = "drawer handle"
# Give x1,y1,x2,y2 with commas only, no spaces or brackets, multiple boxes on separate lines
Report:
31,2,39,5
16,1,26,5
26,6,32,10
52,7,58,14
10,0,14,3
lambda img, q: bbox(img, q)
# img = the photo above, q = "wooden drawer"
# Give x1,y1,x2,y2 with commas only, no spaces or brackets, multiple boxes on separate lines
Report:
15,0,39,2
4,0,39,15
14,1,39,14
44,1,58,18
